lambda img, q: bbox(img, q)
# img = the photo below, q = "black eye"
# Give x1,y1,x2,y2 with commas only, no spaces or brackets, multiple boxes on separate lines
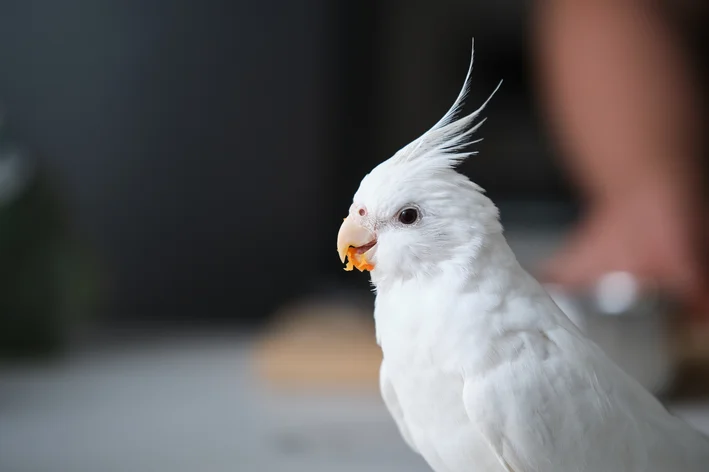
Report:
398,208,419,225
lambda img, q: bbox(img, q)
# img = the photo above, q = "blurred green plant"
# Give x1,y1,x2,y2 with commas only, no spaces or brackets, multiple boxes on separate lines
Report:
0,116,102,358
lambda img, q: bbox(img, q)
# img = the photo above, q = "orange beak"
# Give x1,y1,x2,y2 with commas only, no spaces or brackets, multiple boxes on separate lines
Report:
337,216,376,271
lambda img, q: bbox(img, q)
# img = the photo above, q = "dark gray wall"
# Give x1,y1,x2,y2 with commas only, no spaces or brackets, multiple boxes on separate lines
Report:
0,0,337,321
7,1,701,325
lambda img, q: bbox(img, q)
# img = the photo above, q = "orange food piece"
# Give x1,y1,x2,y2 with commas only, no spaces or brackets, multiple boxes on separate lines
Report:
344,246,374,272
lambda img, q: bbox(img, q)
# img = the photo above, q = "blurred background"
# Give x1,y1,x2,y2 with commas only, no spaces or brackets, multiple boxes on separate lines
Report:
0,1,707,471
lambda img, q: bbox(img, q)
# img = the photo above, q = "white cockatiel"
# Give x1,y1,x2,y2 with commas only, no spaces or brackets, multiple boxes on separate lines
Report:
336,41,709,472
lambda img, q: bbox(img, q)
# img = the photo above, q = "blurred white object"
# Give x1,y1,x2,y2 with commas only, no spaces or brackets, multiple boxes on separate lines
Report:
0,141,34,206
0,109,32,204
595,271,641,314
545,272,675,395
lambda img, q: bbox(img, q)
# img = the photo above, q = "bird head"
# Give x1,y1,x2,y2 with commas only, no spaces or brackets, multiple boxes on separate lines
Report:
337,41,503,285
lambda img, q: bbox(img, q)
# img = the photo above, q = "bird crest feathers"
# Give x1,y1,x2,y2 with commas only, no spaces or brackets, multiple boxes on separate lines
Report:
389,39,502,170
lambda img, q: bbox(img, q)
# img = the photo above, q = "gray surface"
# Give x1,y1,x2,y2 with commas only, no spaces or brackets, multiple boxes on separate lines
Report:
0,334,429,472
1,333,707,472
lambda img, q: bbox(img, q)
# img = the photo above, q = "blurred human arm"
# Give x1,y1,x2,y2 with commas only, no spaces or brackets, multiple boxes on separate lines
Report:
532,0,708,317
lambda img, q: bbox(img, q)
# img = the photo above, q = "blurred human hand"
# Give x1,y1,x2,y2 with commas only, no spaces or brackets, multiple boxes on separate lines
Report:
542,183,708,322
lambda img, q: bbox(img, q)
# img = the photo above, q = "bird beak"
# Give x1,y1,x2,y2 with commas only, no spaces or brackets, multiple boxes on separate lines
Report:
337,216,376,265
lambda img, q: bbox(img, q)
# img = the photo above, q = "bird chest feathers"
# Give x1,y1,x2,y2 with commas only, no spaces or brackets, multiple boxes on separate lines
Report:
373,268,543,374
374,280,518,472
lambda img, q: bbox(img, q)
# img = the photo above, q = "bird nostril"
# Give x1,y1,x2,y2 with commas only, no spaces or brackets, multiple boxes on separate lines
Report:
358,208,366,217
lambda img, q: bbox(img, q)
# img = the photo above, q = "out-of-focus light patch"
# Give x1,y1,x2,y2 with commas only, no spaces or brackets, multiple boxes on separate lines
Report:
0,147,33,205
594,271,640,315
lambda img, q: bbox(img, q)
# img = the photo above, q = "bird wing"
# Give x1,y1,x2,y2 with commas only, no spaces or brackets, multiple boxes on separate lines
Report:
380,361,420,454
461,314,709,472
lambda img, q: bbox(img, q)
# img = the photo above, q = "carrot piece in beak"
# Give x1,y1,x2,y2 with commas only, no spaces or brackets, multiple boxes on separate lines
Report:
344,246,374,272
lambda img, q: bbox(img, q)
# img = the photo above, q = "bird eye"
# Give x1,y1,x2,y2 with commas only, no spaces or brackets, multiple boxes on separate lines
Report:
398,208,419,225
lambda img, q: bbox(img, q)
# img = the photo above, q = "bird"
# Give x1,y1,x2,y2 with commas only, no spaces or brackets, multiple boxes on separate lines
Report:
335,40,709,472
